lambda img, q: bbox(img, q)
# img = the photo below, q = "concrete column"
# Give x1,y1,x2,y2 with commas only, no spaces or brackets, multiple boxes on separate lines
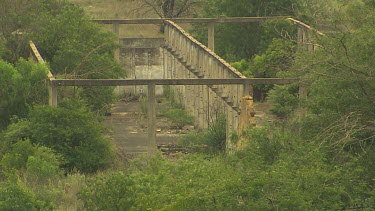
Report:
307,32,314,52
208,23,215,51
148,83,156,154
48,79,57,107
297,27,304,50
243,82,254,97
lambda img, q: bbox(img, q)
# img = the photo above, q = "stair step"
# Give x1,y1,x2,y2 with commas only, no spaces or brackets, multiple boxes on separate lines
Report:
233,107,241,113
226,101,234,106
192,67,201,73
177,55,184,60
220,96,229,100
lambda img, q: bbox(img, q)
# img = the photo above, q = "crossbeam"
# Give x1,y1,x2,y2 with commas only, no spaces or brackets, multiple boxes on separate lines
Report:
54,78,298,86
92,17,287,25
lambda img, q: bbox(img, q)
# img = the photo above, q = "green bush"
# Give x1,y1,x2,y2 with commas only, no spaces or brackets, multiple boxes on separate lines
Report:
75,125,374,210
0,139,64,209
268,84,299,118
0,1,125,113
179,115,226,153
0,59,48,128
79,171,135,210
2,100,114,173
0,174,40,210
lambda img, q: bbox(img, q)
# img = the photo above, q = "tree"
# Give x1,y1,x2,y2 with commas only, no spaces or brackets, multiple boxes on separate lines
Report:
135,0,202,18
2,100,115,173
290,0,375,180
0,0,125,113
191,0,301,61
0,59,48,128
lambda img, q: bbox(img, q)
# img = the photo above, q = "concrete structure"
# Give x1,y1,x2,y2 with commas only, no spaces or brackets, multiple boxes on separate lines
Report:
116,38,165,97
30,17,322,154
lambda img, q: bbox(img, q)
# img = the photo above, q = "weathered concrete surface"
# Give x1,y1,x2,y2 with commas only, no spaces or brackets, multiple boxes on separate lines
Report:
115,38,165,97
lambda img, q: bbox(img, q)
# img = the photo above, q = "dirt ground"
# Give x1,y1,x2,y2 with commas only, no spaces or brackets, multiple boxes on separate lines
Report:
104,98,195,157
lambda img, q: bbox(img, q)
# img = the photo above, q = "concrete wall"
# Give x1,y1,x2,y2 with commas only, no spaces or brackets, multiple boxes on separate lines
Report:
115,38,164,97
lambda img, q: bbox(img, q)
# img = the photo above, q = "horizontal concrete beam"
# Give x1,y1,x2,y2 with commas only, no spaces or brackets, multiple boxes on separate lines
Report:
93,17,286,24
54,78,298,86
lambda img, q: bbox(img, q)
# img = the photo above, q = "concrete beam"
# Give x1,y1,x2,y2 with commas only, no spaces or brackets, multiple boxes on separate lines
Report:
92,17,286,25
55,78,299,86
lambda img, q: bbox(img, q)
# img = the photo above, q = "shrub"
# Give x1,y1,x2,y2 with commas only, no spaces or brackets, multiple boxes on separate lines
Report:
179,115,226,153
268,84,299,118
0,139,64,209
0,59,48,128
0,174,40,210
2,100,115,173
78,171,135,210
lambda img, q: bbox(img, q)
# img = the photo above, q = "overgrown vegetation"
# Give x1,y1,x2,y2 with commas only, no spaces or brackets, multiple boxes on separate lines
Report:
178,115,226,153
0,0,374,210
79,127,373,210
1,0,125,113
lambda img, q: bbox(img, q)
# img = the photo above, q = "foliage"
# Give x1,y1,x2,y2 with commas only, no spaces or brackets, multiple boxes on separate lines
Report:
134,0,202,18
191,1,300,61
79,171,135,210
32,2,124,112
251,38,296,101
231,59,253,77
0,59,48,128
0,2,374,210
268,84,299,118
251,38,296,78
0,173,40,211
161,108,194,128
179,115,226,153
292,0,375,178
79,127,374,210
0,139,64,210
2,100,115,173
0,0,125,113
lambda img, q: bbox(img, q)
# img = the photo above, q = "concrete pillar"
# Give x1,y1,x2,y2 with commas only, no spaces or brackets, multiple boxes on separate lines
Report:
297,27,305,50
243,82,254,97
148,83,156,154
208,23,215,51
48,79,57,107
307,32,314,52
